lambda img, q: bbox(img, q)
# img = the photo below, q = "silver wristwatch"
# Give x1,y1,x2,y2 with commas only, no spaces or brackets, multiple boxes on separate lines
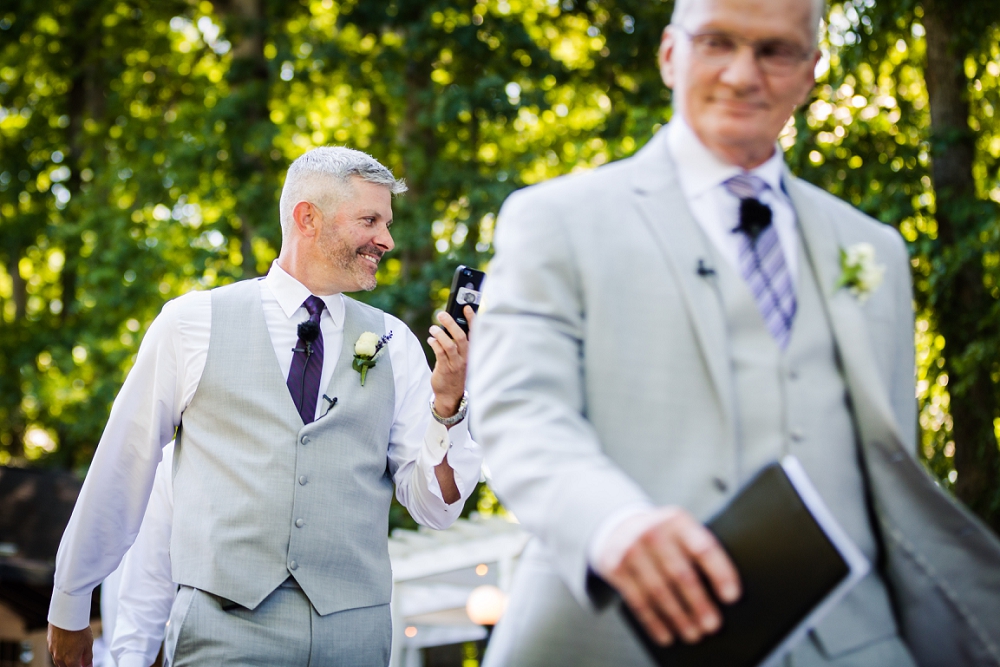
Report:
430,391,468,426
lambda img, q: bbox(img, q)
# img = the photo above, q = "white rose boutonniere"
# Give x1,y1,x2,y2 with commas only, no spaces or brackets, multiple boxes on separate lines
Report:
835,242,885,303
352,331,392,386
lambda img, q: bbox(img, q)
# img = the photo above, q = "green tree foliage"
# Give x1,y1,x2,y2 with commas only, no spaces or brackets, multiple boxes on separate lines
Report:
0,0,677,528
790,0,1000,531
2,0,999,530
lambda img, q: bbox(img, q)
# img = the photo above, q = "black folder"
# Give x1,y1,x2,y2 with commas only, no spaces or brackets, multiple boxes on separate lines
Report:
620,458,867,667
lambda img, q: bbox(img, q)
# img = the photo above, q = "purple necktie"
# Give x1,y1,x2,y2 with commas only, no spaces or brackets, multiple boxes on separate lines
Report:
286,296,325,424
724,174,797,348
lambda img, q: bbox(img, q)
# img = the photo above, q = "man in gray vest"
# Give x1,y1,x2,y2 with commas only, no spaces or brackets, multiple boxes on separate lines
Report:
47,147,484,667
469,0,1000,665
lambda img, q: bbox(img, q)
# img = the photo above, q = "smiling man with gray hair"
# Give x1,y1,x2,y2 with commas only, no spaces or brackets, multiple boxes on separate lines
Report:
47,146,484,667
469,0,1000,665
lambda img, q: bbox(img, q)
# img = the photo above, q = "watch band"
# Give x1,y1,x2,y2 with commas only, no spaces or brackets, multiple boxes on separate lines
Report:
430,391,468,426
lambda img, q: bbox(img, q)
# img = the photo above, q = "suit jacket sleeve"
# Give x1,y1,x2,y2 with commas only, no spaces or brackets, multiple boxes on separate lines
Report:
469,187,655,607
886,228,918,456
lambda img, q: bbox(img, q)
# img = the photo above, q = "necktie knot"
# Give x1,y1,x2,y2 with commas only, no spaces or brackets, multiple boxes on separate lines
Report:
723,173,769,200
303,295,325,320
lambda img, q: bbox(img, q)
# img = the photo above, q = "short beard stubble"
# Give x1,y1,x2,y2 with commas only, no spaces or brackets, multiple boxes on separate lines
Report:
318,228,381,292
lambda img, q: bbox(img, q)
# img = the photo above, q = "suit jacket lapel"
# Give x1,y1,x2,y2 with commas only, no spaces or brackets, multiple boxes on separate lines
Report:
629,130,735,439
786,173,905,450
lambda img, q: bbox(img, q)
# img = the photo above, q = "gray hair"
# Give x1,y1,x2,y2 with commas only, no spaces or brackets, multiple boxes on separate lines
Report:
279,146,407,237
671,0,826,43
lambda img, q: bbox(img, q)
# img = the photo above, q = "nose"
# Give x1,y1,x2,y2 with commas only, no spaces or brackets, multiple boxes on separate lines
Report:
719,44,764,89
376,221,395,252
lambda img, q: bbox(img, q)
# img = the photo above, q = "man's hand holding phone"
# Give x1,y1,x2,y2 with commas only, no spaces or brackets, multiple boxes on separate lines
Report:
428,305,475,419
426,305,475,505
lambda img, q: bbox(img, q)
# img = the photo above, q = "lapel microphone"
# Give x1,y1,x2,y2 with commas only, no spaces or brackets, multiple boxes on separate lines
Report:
292,319,322,419
733,198,773,241
697,259,716,277
321,394,338,418
296,320,321,357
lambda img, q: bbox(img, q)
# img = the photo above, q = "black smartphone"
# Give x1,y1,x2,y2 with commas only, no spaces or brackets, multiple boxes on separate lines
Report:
445,265,486,334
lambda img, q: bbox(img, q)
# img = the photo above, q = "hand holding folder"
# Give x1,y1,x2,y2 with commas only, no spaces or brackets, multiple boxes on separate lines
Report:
595,506,743,646
593,457,869,667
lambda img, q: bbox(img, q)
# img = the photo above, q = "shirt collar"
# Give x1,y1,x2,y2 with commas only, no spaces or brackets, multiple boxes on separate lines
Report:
666,115,786,199
263,260,345,326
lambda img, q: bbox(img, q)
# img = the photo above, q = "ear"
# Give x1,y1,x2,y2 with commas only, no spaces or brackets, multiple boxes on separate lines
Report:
659,26,678,89
792,49,822,107
292,201,321,238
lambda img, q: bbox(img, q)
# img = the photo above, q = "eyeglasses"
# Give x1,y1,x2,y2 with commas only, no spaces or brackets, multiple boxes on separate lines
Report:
674,27,814,76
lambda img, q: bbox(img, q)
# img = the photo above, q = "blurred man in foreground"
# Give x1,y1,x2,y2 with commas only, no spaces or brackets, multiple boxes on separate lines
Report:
469,0,1000,665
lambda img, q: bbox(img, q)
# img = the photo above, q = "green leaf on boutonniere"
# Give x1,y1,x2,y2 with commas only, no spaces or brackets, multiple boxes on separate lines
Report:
352,356,377,386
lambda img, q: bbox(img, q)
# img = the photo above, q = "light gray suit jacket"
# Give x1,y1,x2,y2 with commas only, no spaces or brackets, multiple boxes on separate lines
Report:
469,128,1000,666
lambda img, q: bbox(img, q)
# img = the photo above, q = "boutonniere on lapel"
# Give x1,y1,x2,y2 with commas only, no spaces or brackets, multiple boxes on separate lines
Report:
352,331,393,386
835,242,885,303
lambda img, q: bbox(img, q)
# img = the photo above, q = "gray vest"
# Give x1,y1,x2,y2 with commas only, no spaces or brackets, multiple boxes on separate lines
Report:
171,279,396,616
709,234,902,656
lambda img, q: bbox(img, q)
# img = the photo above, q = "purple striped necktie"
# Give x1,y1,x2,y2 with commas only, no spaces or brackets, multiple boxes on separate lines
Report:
724,174,797,348
286,296,325,424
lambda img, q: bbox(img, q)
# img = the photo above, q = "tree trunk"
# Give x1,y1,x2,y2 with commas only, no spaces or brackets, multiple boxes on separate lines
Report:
57,3,105,326
8,254,26,320
922,0,1000,532
395,56,438,333
60,58,88,323
211,0,272,279
5,252,26,463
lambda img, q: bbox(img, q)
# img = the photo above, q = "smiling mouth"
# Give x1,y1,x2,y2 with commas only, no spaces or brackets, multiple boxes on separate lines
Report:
359,252,381,267
713,97,768,112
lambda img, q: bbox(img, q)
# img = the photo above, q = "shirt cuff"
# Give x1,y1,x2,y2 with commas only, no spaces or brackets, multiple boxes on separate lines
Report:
115,653,152,667
587,503,660,577
47,588,94,632
420,419,480,505
423,421,451,466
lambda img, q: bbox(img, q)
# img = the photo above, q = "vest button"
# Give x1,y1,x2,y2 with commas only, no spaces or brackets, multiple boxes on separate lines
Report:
301,435,310,445
298,476,308,486
289,560,298,571
295,518,305,528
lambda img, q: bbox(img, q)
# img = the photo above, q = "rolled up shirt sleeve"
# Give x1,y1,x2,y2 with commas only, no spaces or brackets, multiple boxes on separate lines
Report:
385,315,483,530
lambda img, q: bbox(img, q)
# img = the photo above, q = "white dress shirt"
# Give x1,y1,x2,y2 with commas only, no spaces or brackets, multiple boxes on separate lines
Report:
49,261,482,632
588,119,801,575
110,444,176,667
